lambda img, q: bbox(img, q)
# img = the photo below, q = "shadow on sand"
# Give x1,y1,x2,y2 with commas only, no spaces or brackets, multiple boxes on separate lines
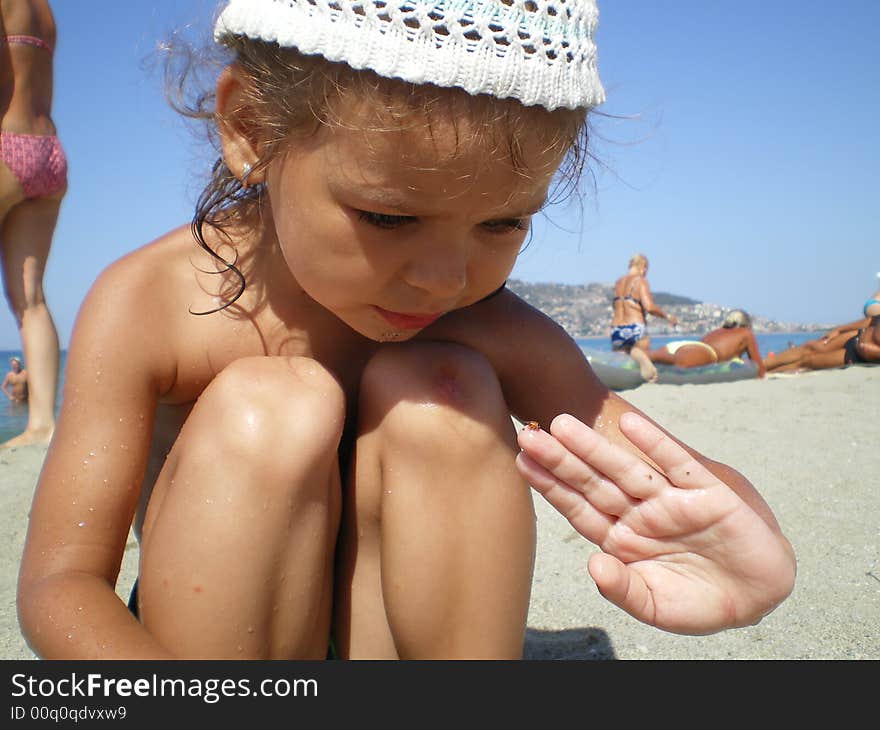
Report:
523,626,615,660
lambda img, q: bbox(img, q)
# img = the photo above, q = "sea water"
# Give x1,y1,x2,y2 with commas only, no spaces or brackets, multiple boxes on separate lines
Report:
576,332,818,354
0,349,67,444
0,333,821,443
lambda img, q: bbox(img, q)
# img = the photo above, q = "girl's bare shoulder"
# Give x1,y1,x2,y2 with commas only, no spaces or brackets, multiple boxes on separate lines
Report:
95,223,261,316
81,225,293,400
67,227,201,388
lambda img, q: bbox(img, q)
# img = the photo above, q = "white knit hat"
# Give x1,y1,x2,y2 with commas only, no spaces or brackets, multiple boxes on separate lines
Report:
214,0,605,111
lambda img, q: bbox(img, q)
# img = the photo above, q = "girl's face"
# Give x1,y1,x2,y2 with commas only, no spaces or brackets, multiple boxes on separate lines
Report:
263,110,563,342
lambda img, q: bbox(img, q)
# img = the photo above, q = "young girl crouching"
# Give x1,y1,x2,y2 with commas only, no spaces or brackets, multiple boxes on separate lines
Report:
17,0,795,659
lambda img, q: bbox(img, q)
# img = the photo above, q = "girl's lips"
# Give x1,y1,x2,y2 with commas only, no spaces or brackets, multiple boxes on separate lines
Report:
373,306,442,330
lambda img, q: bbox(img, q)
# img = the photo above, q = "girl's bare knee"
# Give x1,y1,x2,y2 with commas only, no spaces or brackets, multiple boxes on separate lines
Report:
195,355,346,480
360,342,510,445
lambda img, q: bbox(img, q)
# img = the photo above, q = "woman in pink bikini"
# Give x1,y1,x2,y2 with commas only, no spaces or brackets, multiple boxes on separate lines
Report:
0,0,66,448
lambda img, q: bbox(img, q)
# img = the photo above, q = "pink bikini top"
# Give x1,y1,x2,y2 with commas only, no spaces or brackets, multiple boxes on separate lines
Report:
4,35,53,53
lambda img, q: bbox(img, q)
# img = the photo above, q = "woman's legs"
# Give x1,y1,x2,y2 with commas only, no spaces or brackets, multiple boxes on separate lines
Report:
1,195,63,447
764,332,851,372
335,342,536,659
631,338,657,382
792,347,848,371
764,332,852,372
647,345,675,365
138,356,344,658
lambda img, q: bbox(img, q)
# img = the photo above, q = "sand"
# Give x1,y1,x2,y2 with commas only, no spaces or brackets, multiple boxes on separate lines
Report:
2,365,878,660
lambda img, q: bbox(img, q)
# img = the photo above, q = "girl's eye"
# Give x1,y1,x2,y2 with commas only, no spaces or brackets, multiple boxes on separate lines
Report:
482,218,530,234
357,210,414,229
356,210,529,233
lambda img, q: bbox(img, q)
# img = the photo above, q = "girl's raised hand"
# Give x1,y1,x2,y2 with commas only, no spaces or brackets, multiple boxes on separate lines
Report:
516,412,795,635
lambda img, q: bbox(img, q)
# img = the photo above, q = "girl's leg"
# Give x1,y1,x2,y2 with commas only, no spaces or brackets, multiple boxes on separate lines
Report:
138,356,344,658
334,342,536,659
0,195,63,447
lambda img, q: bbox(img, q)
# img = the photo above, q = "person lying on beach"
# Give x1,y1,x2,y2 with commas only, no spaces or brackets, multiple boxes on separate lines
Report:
861,281,880,319
17,0,796,660
2,356,28,402
764,283,880,373
648,309,766,377
764,314,880,373
792,285,880,354
855,317,880,361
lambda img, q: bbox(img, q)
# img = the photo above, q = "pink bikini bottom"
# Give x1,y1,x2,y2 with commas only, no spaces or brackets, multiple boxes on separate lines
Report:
0,131,68,199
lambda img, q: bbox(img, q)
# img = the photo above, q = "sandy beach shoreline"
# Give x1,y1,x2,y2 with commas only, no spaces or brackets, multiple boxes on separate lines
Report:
2,365,878,660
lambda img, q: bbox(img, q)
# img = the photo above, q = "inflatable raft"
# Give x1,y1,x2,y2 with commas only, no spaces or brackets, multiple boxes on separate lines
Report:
580,347,760,390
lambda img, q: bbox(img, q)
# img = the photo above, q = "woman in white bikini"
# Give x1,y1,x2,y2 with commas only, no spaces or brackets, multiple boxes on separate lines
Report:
0,0,66,448
649,309,766,377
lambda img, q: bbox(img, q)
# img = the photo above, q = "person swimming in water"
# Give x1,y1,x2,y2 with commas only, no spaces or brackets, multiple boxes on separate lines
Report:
2,355,28,402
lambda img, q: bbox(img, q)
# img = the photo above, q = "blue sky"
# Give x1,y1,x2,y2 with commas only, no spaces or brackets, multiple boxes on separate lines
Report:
1,0,877,349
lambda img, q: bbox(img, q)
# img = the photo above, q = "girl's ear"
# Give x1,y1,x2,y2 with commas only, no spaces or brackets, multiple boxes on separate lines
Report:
215,66,264,186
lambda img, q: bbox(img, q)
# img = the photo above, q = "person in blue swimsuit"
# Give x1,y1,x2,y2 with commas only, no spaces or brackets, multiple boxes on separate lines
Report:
764,283,880,372
861,288,880,319
609,253,678,382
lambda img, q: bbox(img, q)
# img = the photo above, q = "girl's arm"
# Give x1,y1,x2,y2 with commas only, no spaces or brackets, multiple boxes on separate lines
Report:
17,256,178,659
433,290,795,633
472,292,778,519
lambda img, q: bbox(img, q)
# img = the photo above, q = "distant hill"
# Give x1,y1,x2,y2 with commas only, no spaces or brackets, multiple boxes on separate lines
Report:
506,279,822,338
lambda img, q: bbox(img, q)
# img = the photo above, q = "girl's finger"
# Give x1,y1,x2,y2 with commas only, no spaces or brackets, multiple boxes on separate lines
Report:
517,425,637,517
548,414,664,500
616,411,720,490
515,452,615,545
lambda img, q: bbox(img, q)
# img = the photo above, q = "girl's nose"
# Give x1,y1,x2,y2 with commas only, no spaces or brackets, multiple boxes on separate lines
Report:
402,245,468,300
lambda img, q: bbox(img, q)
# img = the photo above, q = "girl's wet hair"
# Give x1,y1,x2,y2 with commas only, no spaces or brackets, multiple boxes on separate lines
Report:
167,34,595,314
